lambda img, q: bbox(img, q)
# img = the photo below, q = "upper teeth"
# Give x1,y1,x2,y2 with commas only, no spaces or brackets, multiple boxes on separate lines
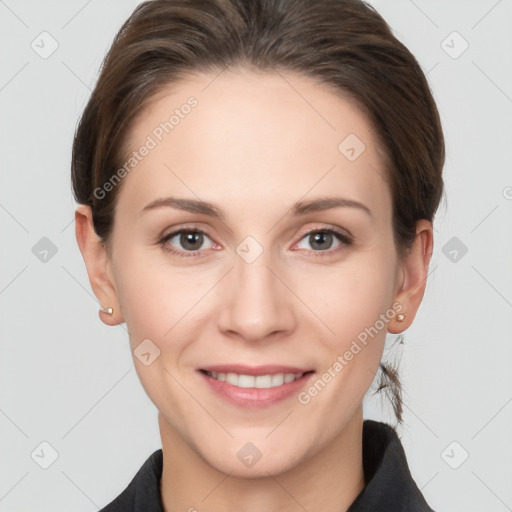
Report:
206,371,304,388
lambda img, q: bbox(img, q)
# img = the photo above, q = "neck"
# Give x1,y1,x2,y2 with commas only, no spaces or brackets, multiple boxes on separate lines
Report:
159,409,365,512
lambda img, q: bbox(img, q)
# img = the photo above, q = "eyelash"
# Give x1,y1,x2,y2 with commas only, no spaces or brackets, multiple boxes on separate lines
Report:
158,226,353,258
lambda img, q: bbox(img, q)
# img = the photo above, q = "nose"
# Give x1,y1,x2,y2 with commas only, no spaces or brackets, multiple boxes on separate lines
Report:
216,250,297,344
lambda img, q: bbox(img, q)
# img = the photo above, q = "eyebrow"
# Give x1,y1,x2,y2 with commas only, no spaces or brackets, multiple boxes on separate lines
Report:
139,195,372,219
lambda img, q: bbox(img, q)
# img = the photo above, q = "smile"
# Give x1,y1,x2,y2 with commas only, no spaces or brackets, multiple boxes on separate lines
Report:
198,368,316,409
203,370,307,388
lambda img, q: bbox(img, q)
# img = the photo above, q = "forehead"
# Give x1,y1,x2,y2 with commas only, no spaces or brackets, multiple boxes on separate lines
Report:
116,69,391,222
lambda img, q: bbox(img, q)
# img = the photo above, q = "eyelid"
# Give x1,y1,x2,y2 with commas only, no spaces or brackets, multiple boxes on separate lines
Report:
293,223,353,244
158,222,353,257
160,222,352,242
159,225,217,257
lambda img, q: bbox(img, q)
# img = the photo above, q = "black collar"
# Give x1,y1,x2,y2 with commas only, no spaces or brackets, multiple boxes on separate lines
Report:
347,420,435,511
99,420,435,511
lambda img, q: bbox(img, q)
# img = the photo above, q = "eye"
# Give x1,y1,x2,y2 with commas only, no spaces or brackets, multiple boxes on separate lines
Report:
158,226,353,258
159,228,216,257
294,228,353,257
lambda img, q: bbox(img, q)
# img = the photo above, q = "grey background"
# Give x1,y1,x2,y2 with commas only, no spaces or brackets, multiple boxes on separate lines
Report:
0,0,511,510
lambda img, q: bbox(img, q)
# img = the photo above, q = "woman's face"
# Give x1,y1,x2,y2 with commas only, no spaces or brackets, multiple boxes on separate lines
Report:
80,69,426,477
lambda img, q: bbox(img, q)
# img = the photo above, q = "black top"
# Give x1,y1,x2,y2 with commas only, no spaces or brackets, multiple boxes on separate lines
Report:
98,419,435,512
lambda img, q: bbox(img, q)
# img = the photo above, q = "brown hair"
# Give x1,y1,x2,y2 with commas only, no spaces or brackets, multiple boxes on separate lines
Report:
71,0,445,425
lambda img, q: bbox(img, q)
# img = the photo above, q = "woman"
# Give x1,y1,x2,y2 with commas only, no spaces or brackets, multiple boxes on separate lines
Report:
72,0,444,510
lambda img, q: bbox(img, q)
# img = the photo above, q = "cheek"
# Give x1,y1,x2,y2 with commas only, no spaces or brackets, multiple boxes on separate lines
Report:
112,250,195,423
296,255,396,420
112,245,181,341
112,245,216,374
300,248,397,346
297,250,397,405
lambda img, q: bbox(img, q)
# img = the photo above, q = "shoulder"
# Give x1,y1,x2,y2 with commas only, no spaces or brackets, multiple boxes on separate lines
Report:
347,419,436,512
98,449,164,512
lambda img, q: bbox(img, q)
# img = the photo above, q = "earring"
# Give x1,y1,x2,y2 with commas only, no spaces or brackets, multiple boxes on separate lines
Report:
396,313,406,322
100,306,113,315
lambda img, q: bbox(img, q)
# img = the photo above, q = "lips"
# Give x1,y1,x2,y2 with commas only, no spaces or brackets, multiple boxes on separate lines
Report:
197,364,316,408
199,364,313,376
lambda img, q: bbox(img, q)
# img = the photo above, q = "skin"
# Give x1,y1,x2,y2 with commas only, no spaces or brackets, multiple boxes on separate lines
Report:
75,69,433,512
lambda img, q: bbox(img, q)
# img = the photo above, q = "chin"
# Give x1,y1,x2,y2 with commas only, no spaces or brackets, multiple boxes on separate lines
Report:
201,438,306,479
213,456,297,480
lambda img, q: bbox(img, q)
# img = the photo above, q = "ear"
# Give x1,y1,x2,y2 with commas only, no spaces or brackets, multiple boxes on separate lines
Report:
388,219,433,334
74,205,124,326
